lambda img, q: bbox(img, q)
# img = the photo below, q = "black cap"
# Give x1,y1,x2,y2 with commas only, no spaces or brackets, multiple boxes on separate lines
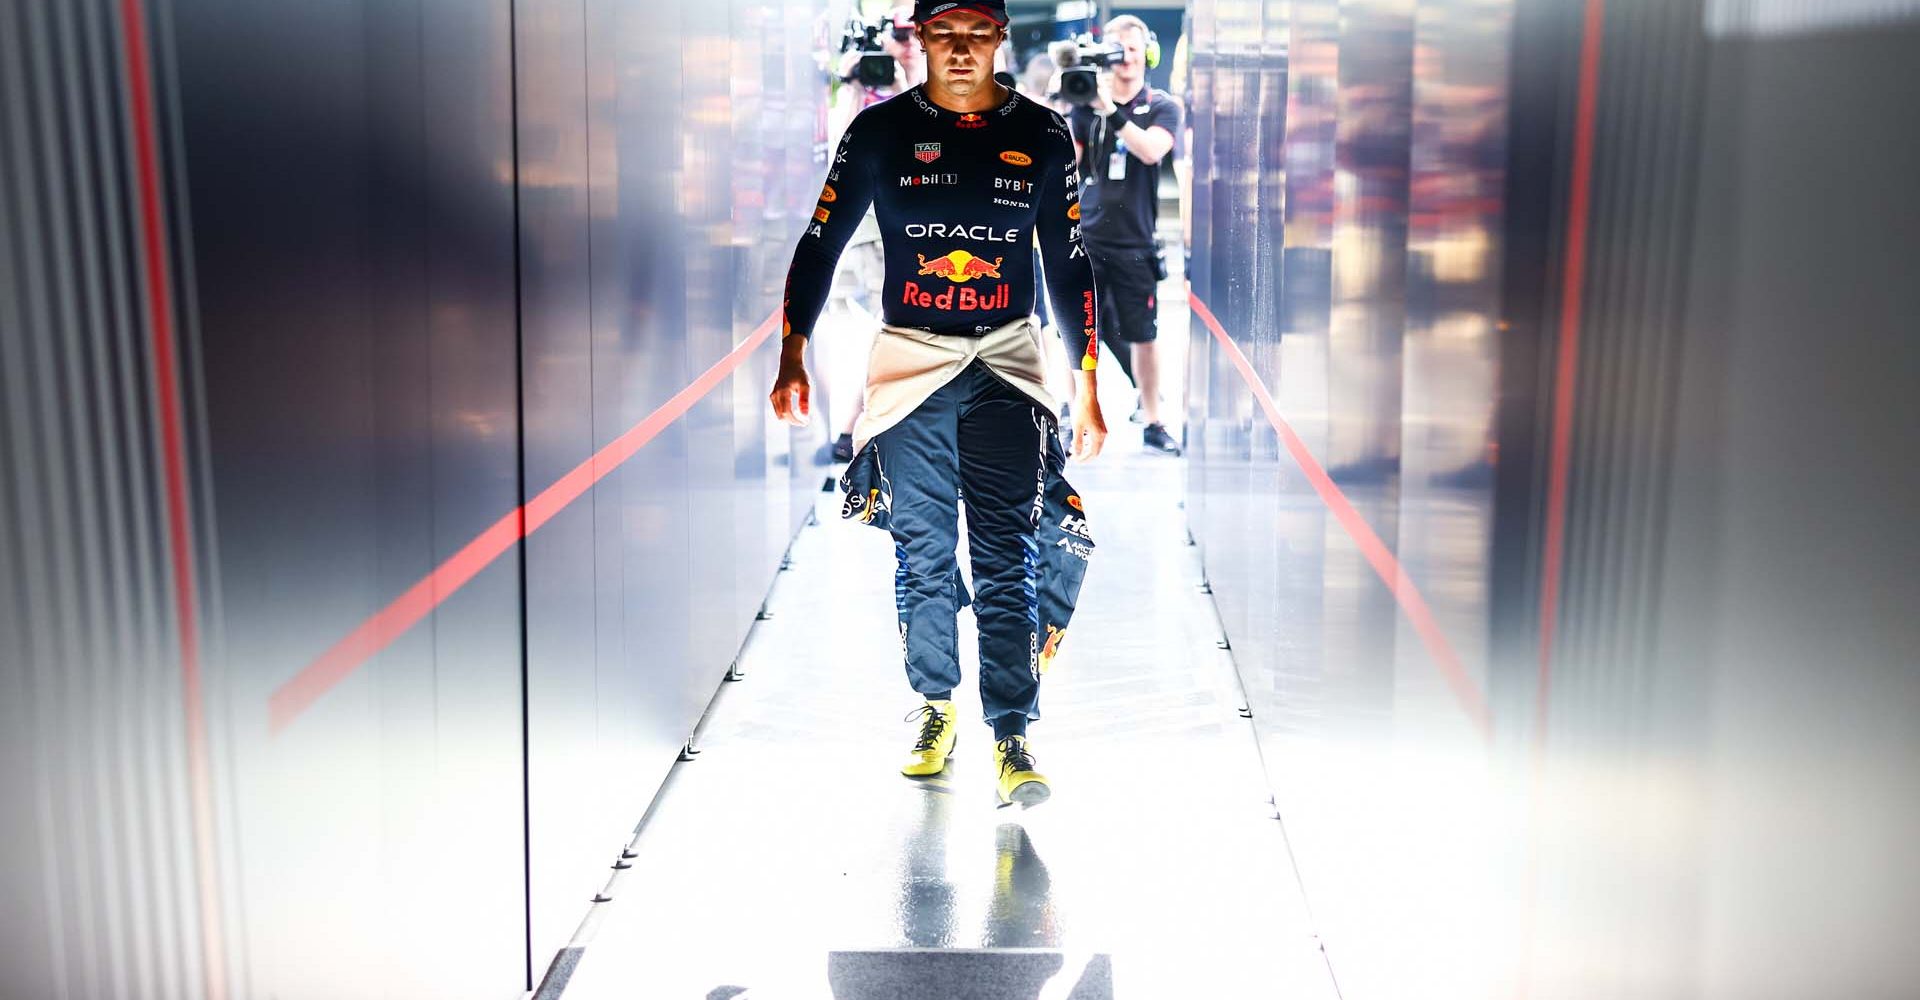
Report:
913,1,1009,27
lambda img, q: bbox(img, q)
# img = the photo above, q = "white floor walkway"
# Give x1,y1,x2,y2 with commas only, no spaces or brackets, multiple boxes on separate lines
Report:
553,425,1338,998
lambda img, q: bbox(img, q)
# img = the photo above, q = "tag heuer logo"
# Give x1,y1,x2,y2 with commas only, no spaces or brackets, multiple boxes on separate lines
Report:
914,143,941,164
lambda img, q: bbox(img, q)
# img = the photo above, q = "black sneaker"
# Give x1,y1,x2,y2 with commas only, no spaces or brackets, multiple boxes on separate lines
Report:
831,433,854,463
1143,422,1182,456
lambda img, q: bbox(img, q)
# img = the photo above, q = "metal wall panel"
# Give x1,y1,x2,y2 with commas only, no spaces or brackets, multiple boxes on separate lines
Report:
1191,0,1919,996
1186,0,1512,995
1513,7,1920,997
5,0,827,994
172,0,527,992
1,2,214,994
518,0,828,971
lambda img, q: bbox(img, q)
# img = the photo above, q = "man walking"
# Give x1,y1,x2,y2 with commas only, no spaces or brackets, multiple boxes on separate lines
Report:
1069,14,1184,455
770,0,1105,807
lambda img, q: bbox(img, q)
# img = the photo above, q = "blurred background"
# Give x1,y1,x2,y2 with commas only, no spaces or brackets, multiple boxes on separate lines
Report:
2,0,1916,997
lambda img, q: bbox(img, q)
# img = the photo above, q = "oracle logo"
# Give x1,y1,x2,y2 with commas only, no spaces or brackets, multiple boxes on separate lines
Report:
905,222,1019,243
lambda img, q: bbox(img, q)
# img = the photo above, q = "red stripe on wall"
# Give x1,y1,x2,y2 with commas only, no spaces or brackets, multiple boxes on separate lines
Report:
1537,0,1607,745
118,0,227,996
268,311,782,734
1517,6,1607,995
1187,292,1493,739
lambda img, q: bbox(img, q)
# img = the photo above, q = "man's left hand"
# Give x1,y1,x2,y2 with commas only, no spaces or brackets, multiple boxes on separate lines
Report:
1070,390,1107,461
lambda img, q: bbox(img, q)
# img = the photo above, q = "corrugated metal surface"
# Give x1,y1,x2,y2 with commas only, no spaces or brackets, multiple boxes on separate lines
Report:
1,1,219,995
1189,0,1920,995
2,0,828,995
1184,0,1514,995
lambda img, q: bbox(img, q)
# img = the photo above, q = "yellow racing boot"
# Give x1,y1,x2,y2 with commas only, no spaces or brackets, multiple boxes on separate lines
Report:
993,735,1051,807
901,700,957,777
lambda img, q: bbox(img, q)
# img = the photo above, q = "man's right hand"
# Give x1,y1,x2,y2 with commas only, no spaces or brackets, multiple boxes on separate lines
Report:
770,338,812,426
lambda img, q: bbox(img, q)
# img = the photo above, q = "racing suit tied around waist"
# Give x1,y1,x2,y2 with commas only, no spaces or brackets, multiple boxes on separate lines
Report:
851,315,1057,455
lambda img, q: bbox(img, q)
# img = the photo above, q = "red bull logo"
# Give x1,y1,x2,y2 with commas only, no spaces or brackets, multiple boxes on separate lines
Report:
956,113,986,129
1043,625,1066,659
903,261,1011,312
914,250,1003,284
1039,625,1067,674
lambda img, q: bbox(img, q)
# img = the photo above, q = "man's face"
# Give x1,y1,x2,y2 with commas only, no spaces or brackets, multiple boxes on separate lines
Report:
917,11,1003,97
1110,26,1147,83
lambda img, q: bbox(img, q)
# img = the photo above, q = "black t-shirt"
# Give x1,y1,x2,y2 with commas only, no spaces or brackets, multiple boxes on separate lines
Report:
782,85,1097,350
1069,87,1184,253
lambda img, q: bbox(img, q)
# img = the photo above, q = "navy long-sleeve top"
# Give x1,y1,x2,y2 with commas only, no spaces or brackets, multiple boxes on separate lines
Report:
781,85,1100,368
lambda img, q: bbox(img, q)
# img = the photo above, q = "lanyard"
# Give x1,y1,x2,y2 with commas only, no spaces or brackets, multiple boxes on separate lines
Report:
1091,86,1150,174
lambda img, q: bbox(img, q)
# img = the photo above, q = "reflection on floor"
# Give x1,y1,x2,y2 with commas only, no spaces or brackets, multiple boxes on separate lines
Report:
559,435,1338,998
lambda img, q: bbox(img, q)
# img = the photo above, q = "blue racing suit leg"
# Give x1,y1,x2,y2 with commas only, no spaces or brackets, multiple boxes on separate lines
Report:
956,364,1050,740
874,375,964,706
875,360,1049,740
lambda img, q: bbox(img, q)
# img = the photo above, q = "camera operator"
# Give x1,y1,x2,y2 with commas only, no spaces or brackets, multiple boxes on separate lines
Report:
832,6,925,131
815,6,927,463
1065,14,1184,455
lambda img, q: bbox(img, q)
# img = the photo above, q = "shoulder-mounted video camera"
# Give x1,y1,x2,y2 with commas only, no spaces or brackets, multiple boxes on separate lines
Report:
1047,37,1125,106
839,15,909,90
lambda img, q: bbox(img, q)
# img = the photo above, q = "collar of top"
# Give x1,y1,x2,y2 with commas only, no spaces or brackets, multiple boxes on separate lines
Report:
910,84,1021,126
912,0,1009,26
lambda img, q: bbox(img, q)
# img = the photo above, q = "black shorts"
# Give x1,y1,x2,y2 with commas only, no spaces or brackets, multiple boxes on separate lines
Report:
1088,247,1160,344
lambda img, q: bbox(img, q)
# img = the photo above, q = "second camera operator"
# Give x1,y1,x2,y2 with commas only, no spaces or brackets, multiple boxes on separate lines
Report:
1061,15,1184,455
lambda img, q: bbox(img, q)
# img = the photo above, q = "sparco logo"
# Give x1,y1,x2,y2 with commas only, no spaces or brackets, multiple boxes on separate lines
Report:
905,222,1018,243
